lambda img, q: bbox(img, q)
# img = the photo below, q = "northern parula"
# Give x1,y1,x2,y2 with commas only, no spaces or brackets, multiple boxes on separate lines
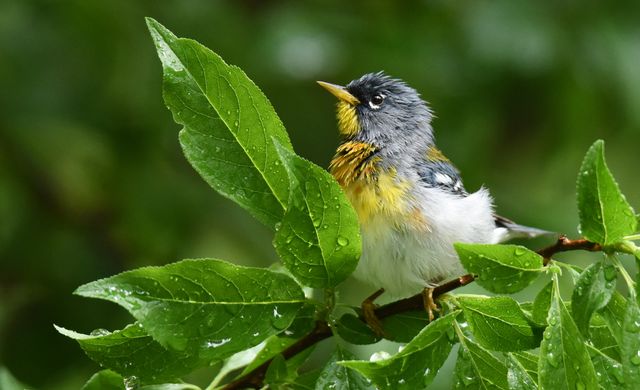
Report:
318,72,550,332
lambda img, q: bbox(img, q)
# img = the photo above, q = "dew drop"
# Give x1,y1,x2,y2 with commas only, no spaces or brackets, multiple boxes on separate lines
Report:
604,265,617,281
514,247,526,256
204,338,231,349
90,328,110,336
337,236,349,246
124,376,140,390
611,364,625,383
547,351,559,367
625,319,640,333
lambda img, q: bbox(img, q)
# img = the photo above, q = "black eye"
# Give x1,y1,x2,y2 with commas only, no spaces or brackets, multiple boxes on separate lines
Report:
371,94,384,105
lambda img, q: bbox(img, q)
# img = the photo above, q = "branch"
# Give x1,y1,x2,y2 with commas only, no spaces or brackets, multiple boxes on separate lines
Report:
222,235,599,389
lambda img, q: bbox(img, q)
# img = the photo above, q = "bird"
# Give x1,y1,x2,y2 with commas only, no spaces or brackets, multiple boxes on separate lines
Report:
317,72,550,335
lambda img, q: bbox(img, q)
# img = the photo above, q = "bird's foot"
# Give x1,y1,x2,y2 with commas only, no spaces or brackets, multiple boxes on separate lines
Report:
422,287,440,322
361,288,387,338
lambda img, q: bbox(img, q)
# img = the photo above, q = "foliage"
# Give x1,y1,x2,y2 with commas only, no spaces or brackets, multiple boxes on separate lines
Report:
52,19,640,389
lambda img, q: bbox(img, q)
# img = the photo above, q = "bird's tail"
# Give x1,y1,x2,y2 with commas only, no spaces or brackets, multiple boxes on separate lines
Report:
492,214,555,243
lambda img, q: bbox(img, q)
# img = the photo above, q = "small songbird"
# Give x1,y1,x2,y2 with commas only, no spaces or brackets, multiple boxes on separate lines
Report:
318,72,550,333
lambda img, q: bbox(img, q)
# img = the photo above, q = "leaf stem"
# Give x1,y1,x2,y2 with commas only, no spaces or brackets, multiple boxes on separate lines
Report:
609,254,636,299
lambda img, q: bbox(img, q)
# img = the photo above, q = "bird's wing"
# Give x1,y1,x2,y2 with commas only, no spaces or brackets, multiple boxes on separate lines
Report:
416,158,467,196
493,214,555,242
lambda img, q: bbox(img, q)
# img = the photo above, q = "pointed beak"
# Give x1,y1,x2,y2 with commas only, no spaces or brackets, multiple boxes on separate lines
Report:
317,81,360,105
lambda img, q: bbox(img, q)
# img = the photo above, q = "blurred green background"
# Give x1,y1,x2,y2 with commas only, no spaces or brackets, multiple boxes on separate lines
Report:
1,0,639,388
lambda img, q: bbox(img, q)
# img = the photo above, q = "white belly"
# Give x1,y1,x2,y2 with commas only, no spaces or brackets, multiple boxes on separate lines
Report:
352,187,496,298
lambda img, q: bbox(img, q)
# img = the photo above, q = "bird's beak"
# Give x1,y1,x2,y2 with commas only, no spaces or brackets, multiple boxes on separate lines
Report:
317,81,360,105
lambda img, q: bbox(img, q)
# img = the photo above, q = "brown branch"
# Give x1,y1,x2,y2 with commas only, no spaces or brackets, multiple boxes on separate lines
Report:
537,235,601,265
222,236,599,389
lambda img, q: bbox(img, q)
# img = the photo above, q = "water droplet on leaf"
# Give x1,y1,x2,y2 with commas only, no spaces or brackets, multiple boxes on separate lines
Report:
124,376,140,390
90,328,110,336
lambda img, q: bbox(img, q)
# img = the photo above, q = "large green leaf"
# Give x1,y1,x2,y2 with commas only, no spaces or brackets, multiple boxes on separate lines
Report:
538,278,598,390
455,244,545,293
340,311,459,389
74,259,305,359
315,347,372,390
454,326,509,389
457,295,540,351
273,143,360,288
571,261,616,337
576,140,636,246
620,298,640,386
506,353,537,390
147,18,293,228
56,323,204,383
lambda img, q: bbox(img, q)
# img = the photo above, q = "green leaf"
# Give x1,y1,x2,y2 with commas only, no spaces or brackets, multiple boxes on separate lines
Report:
335,314,380,345
538,278,598,390
146,18,293,228
74,259,305,359
0,366,29,390
381,310,430,343
82,370,124,390
531,281,553,326
336,310,431,345
273,143,360,288
571,261,617,337
207,344,259,388
457,295,541,351
588,345,626,390
140,385,201,390
240,334,313,377
590,313,622,361
576,140,636,246
511,352,539,384
264,354,291,386
600,291,629,345
455,244,545,293
292,370,322,390
454,326,509,389
55,323,204,383
506,353,538,390
620,297,640,386
315,347,372,390
340,311,459,389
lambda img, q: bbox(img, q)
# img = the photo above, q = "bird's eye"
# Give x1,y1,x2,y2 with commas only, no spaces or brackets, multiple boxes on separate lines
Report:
369,94,385,109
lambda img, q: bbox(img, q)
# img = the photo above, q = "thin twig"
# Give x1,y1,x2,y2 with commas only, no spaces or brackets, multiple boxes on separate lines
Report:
222,236,599,389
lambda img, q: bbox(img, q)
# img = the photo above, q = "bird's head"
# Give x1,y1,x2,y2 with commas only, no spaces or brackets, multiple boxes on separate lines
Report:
318,72,434,149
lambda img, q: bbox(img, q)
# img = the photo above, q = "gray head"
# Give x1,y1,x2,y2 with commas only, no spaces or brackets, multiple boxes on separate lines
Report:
318,72,434,150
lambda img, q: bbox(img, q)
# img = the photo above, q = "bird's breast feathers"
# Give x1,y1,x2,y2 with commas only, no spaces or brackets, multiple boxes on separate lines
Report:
330,142,426,230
